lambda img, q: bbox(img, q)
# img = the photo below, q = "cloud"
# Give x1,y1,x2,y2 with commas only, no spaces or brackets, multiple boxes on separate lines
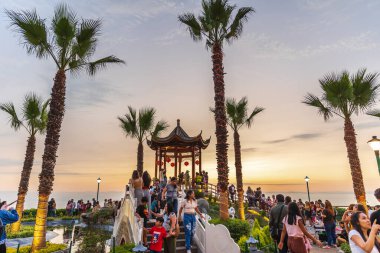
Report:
242,32,380,59
241,147,257,153
264,132,322,144
154,28,188,46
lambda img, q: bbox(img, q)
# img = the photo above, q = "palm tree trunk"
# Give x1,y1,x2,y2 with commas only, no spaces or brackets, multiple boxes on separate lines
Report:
233,131,245,220
137,141,144,176
31,69,66,252
343,117,367,208
212,43,229,220
11,135,36,233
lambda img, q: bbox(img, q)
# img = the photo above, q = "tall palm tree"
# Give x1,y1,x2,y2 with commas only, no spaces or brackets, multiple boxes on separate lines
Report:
0,93,49,233
6,4,124,251
178,0,254,220
303,69,379,208
118,106,168,176
226,97,264,220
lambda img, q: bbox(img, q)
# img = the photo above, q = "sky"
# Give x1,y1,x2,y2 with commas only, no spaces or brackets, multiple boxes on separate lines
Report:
0,0,380,198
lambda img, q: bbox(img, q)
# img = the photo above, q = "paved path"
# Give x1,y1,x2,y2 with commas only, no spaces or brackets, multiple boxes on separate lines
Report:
311,247,340,253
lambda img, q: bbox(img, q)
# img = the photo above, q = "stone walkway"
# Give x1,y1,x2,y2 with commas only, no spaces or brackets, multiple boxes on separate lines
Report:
311,246,340,252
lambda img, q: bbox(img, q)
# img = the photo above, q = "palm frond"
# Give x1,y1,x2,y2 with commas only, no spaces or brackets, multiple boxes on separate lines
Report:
52,3,77,57
36,98,50,134
352,69,380,112
71,18,101,60
303,93,333,121
246,106,264,128
0,102,22,130
85,55,125,76
138,107,156,134
367,109,380,118
226,98,238,129
23,93,41,130
225,7,254,43
152,120,169,138
178,13,203,42
5,9,49,59
118,106,139,139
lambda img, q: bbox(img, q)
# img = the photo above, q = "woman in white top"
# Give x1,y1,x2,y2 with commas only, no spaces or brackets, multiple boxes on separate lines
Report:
349,212,380,253
178,190,204,253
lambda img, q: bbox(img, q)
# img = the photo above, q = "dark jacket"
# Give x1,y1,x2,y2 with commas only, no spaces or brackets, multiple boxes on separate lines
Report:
269,202,288,230
0,209,19,244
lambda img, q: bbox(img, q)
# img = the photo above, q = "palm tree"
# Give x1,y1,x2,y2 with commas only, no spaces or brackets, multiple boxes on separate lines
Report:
0,93,49,233
6,4,124,251
118,106,168,176
178,0,254,220
303,69,379,208
226,97,264,220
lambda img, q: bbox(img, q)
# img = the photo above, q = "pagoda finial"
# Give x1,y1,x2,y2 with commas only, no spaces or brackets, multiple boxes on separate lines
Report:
177,119,180,126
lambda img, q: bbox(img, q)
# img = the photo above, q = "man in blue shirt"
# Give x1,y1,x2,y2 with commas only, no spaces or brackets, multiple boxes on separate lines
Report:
0,201,19,253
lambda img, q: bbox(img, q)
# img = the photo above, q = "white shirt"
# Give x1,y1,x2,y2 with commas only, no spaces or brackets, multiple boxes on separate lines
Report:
349,230,379,253
181,199,197,214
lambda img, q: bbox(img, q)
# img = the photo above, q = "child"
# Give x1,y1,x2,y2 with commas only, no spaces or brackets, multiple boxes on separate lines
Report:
149,217,167,253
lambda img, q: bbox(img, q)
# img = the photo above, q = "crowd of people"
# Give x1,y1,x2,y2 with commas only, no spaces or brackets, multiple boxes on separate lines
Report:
267,188,380,253
131,169,207,253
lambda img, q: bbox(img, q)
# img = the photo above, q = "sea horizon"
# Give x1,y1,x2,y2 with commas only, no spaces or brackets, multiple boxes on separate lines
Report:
1,189,378,209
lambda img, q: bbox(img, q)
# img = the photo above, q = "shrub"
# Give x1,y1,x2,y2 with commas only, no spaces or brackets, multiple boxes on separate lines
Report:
335,207,346,221
209,218,250,242
114,243,135,253
7,225,34,239
238,235,249,252
76,228,111,253
6,242,66,253
88,208,114,224
340,242,352,253
195,190,204,199
251,219,273,248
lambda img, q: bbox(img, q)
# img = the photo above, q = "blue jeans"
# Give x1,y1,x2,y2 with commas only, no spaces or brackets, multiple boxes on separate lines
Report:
167,198,178,215
184,213,196,250
324,222,336,246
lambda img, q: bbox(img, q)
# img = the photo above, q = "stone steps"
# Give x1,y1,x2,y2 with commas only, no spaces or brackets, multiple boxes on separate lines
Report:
146,219,197,252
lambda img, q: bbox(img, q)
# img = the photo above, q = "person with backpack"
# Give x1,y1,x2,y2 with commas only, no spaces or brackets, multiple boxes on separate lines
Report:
0,201,19,253
269,194,288,253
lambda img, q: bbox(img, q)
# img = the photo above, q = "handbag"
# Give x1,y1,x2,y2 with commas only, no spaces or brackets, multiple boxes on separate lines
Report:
270,205,285,240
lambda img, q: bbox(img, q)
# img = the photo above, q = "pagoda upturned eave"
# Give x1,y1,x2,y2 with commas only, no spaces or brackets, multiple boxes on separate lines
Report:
147,119,210,150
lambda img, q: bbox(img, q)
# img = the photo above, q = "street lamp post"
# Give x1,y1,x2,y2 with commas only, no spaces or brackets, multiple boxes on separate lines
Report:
304,176,311,203
367,136,380,175
96,177,101,202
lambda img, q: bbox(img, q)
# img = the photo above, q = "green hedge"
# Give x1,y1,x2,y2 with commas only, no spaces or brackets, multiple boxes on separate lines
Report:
6,242,66,253
114,243,135,253
340,243,352,253
209,218,250,242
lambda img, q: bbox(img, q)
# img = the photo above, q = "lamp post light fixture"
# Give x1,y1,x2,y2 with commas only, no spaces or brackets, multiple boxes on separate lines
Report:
245,236,263,252
367,136,380,175
96,177,101,202
304,176,311,203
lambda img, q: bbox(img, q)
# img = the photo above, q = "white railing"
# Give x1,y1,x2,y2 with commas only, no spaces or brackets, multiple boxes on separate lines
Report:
193,216,240,253
127,183,143,244
194,216,206,253
112,183,143,245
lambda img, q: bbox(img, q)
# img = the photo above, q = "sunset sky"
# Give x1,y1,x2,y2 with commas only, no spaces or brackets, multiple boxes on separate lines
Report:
1,0,380,196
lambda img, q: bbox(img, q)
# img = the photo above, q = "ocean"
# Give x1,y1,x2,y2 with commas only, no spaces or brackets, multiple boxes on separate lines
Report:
1,190,378,209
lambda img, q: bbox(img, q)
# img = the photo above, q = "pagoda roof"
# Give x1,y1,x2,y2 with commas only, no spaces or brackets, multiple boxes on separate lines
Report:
147,119,210,150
